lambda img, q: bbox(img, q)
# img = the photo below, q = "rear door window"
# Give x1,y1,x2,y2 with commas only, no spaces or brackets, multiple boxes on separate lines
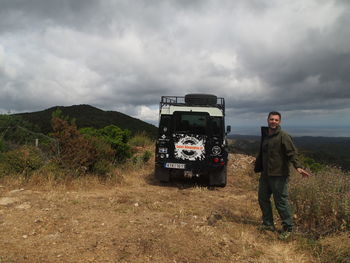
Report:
174,112,209,135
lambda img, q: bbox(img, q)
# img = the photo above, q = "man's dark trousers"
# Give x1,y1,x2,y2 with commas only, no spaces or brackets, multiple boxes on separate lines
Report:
258,175,293,231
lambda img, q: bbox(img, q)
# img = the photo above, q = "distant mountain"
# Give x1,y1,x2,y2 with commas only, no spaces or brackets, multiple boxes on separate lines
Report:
15,104,158,138
228,134,350,171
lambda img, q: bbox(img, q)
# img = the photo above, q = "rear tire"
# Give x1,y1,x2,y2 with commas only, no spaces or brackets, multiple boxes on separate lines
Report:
155,165,170,183
209,166,227,187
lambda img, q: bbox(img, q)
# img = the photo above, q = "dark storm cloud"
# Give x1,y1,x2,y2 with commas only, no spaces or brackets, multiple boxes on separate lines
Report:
223,1,350,117
0,0,350,126
0,0,97,33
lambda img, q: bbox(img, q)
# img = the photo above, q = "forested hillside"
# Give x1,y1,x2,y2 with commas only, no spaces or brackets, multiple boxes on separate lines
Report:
15,105,157,138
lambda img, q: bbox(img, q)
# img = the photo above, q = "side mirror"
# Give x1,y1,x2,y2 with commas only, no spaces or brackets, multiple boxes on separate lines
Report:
226,125,231,134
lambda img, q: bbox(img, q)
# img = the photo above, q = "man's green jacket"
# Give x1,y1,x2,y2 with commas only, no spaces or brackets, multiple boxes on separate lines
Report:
254,126,301,176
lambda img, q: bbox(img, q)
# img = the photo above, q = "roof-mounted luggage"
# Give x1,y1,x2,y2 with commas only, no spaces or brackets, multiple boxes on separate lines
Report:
184,94,217,106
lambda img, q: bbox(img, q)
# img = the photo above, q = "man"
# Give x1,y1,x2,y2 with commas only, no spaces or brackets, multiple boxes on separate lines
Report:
254,111,310,240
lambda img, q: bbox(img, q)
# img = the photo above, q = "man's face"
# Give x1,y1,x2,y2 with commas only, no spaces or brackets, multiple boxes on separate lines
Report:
267,114,281,130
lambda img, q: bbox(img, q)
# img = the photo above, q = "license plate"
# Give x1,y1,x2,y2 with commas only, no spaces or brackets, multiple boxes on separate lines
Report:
165,163,185,169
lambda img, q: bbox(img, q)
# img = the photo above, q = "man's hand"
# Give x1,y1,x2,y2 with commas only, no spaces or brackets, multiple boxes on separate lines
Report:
297,168,312,178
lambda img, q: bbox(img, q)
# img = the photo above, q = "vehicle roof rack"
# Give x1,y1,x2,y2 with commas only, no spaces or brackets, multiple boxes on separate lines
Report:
160,95,225,113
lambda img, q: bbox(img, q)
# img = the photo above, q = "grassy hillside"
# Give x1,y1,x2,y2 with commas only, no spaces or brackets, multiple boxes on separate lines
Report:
15,104,158,138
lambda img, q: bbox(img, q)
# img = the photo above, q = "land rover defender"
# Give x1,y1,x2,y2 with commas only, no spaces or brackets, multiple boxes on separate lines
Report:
154,94,231,187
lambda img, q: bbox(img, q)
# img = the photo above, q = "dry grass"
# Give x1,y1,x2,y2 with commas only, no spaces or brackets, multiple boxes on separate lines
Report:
289,167,350,236
0,153,337,263
319,232,350,263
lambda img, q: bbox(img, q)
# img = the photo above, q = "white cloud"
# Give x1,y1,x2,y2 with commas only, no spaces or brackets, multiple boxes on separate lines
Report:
0,44,22,79
133,105,159,124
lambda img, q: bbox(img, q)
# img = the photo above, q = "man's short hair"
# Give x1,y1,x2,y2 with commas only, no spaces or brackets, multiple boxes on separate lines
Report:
268,111,281,119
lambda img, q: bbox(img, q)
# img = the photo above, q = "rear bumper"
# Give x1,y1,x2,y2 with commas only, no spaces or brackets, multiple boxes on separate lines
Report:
155,160,226,174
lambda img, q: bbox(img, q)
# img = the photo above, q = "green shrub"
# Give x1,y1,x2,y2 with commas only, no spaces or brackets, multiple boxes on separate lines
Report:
300,155,326,173
142,150,152,163
129,133,153,147
51,116,115,176
80,125,131,163
0,114,40,143
0,145,45,176
131,150,152,168
0,138,4,152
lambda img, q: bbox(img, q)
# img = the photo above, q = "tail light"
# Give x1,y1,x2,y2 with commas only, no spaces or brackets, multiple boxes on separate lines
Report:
213,157,225,165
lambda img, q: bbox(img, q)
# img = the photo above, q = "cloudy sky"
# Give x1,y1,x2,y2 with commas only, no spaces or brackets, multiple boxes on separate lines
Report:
1,0,350,135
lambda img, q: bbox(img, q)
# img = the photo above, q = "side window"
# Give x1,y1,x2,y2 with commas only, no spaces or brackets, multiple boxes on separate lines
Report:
159,115,172,135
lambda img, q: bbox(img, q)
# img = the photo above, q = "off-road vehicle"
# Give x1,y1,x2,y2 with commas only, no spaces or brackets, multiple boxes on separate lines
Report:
155,94,231,187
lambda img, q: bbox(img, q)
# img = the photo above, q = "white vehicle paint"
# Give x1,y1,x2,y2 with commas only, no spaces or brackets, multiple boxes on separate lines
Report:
160,105,223,117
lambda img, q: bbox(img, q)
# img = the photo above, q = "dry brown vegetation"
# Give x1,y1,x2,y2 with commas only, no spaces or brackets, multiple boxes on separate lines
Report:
290,167,350,236
0,153,348,263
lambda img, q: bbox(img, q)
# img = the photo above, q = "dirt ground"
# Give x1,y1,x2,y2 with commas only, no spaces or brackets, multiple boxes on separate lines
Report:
0,154,316,263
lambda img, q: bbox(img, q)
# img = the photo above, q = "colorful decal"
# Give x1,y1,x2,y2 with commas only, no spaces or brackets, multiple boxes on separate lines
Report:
174,134,206,161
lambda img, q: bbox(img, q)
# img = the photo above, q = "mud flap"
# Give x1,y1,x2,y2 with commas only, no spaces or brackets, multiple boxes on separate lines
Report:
209,166,227,187
155,165,170,182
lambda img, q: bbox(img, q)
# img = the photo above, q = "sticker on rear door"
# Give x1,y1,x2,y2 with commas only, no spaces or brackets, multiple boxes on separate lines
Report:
174,135,205,161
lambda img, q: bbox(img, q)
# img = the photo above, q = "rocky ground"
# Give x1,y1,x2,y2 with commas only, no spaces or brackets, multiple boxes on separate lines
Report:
0,154,316,263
